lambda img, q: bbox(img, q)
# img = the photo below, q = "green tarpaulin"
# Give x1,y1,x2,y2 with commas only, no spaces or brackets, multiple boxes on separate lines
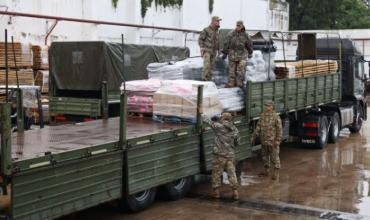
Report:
49,41,190,91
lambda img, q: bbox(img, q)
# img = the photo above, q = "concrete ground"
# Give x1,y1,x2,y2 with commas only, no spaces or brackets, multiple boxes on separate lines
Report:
61,106,370,220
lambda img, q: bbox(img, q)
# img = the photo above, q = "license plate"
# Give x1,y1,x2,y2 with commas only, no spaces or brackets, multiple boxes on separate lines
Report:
302,139,316,144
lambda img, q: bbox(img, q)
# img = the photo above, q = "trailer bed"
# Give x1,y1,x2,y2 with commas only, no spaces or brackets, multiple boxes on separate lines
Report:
11,117,189,162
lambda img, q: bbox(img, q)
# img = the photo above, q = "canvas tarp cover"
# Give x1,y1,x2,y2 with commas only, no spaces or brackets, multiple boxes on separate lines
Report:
49,41,189,91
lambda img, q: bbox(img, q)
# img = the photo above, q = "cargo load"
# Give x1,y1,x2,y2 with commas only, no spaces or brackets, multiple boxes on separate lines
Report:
123,79,161,114
153,80,223,123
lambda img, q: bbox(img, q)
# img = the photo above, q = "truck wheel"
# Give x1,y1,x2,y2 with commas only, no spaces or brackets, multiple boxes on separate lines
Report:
315,116,329,149
121,188,157,213
161,176,193,201
328,112,340,143
349,108,363,133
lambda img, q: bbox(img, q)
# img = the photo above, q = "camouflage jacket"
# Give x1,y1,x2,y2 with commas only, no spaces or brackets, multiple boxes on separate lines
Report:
252,111,282,146
198,25,219,55
224,30,253,61
203,117,240,159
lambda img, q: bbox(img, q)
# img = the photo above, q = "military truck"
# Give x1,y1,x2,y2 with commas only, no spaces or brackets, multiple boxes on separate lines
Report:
0,32,367,219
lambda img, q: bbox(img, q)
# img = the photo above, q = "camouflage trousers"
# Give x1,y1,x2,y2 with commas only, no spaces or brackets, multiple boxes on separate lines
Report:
228,60,246,87
212,155,238,189
261,145,281,169
202,52,216,81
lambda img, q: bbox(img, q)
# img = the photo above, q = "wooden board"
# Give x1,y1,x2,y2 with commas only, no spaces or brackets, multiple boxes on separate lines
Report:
275,60,338,79
0,42,33,68
0,69,34,85
32,45,49,70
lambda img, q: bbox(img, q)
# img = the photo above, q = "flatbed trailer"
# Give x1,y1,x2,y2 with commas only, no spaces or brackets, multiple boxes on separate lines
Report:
0,69,345,219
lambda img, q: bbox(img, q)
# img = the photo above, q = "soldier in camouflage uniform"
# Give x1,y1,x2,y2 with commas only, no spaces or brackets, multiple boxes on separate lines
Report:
198,16,221,81
251,100,283,180
223,21,253,87
202,112,240,200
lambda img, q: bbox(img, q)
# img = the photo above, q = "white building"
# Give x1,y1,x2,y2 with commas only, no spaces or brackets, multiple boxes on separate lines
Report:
0,0,289,55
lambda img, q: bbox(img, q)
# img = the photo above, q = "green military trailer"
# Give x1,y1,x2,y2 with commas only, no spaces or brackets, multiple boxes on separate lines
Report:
0,33,367,219
0,70,343,220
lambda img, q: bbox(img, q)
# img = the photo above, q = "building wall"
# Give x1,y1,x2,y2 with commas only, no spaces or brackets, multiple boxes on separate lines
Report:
0,0,289,56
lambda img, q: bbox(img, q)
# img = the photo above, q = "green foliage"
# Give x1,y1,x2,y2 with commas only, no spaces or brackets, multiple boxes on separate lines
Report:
112,0,119,8
209,0,214,13
287,0,370,30
141,0,183,18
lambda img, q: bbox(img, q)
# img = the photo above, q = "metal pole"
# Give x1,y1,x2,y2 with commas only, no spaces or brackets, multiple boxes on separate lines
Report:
121,34,126,92
0,10,200,34
281,33,287,68
0,103,12,195
5,29,9,102
327,34,331,73
36,88,44,128
11,36,19,88
102,81,108,119
300,34,304,77
16,89,24,132
196,85,204,133
267,31,272,80
119,91,127,149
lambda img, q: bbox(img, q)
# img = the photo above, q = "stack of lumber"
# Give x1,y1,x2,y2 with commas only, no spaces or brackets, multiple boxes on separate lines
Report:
0,43,33,68
34,70,49,94
32,45,49,70
275,60,338,79
0,69,34,85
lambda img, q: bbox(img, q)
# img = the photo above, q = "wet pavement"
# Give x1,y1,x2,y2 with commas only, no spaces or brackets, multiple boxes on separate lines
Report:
191,107,370,218
61,198,320,220
61,106,370,220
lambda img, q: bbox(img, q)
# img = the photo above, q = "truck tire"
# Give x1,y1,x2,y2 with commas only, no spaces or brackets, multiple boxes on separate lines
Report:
328,112,340,143
121,188,157,213
161,176,193,201
315,116,329,149
349,108,363,133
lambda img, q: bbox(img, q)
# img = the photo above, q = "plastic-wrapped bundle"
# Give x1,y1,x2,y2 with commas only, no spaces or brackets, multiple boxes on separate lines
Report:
147,57,203,81
213,57,229,86
245,51,276,82
147,57,228,86
181,57,203,81
122,79,161,114
153,80,223,123
218,87,245,112
147,62,186,80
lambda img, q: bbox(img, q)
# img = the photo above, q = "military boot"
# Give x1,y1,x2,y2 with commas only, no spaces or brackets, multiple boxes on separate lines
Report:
232,189,239,200
271,168,279,180
258,166,270,177
212,188,220,199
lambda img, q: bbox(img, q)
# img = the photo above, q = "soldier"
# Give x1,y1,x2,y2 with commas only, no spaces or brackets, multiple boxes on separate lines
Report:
223,20,253,87
198,16,221,81
251,100,283,180
201,112,240,200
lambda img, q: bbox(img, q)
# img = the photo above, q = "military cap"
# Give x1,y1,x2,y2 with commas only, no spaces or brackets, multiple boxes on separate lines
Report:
212,16,222,22
264,100,274,106
221,112,233,121
236,20,244,27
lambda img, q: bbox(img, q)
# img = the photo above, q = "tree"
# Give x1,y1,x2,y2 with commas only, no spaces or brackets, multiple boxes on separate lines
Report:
287,0,370,30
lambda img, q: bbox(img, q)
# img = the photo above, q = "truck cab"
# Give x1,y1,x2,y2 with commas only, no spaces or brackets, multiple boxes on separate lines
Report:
316,38,368,132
